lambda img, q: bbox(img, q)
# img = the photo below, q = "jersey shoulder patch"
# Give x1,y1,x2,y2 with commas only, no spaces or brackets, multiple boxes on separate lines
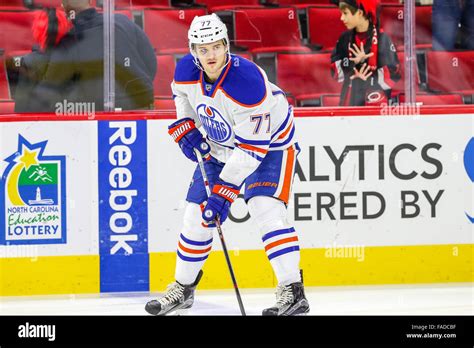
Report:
220,55,266,107
174,54,200,83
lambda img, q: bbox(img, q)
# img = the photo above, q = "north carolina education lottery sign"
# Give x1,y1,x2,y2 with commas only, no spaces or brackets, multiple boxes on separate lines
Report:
0,135,67,245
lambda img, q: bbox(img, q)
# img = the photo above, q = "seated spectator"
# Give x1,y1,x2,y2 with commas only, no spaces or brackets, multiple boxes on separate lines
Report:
29,0,157,112
331,0,401,106
14,8,72,112
432,0,474,51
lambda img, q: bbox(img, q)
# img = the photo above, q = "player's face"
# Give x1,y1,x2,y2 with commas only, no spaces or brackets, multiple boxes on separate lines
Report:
340,8,363,29
195,41,227,76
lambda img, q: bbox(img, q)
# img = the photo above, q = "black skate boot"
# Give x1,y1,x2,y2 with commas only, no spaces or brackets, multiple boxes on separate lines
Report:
145,270,203,316
262,271,309,316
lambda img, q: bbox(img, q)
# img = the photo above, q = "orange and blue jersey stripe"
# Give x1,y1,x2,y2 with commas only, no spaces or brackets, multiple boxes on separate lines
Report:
234,135,269,162
270,107,291,140
273,144,297,204
270,107,295,149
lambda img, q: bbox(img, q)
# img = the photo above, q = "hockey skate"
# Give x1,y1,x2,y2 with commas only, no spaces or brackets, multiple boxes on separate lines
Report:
262,275,310,316
145,270,203,316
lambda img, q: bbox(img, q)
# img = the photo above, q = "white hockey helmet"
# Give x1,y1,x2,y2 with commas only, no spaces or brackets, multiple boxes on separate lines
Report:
188,13,229,51
188,13,231,70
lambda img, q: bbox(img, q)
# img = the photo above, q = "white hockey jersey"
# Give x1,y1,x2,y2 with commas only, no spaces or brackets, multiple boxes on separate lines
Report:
171,54,296,187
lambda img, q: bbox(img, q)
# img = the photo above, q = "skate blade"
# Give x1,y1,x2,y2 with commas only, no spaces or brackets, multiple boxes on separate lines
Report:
293,306,310,316
284,302,310,316
166,308,190,316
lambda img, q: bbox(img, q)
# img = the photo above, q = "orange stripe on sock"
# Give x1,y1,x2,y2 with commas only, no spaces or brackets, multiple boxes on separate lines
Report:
264,236,299,252
178,241,212,254
278,146,295,204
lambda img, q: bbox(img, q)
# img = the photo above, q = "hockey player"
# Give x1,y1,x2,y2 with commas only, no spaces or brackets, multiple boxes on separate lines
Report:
145,13,309,316
331,0,401,106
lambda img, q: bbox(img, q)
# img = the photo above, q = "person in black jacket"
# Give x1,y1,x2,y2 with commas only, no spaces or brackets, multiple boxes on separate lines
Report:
30,0,157,112
14,7,72,112
330,0,401,106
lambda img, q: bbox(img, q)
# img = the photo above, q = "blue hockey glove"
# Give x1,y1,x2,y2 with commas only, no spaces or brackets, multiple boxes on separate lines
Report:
202,179,240,224
168,117,210,162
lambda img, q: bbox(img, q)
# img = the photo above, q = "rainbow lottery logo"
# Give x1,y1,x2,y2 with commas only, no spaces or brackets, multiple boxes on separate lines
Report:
0,135,67,245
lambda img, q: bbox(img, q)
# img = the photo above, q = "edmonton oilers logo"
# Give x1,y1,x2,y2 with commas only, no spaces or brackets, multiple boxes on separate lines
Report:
0,135,67,245
464,137,474,223
196,104,232,143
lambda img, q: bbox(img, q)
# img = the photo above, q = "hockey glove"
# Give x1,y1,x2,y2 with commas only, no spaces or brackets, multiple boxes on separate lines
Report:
202,179,240,224
168,117,210,162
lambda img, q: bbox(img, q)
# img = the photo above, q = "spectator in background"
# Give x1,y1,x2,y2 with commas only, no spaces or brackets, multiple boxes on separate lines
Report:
432,0,474,50
331,0,401,106
14,8,72,112
29,0,157,112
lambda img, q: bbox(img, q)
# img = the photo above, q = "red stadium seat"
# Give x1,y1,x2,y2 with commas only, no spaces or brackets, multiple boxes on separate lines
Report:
154,98,175,109
233,7,310,53
270,0,333,9
277,0,333,4
0,100,14,112
6,49,30,58
154,54,175,98
380,5,405,48
0,10,35,54
114,9,133,18
113,0,169,9
195,0,262,12
414,5,432,49
1,0,78,7
0,54,10,99
0,0,26,8
143,8,206,54
96,9,134,18
307,6,347,51
391,51,420,96
286,95,296,106
426,50,474,94
237,52,252,60
30,0,62,8
399,93,464,105
276,52,340,103
380,5,433,49
277,52,410,105
320,94,341,106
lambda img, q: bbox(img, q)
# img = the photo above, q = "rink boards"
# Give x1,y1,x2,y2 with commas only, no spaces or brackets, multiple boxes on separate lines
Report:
0,112,473,295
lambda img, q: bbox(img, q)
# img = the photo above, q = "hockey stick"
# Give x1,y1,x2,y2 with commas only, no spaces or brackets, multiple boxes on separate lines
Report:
194,148,247,316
